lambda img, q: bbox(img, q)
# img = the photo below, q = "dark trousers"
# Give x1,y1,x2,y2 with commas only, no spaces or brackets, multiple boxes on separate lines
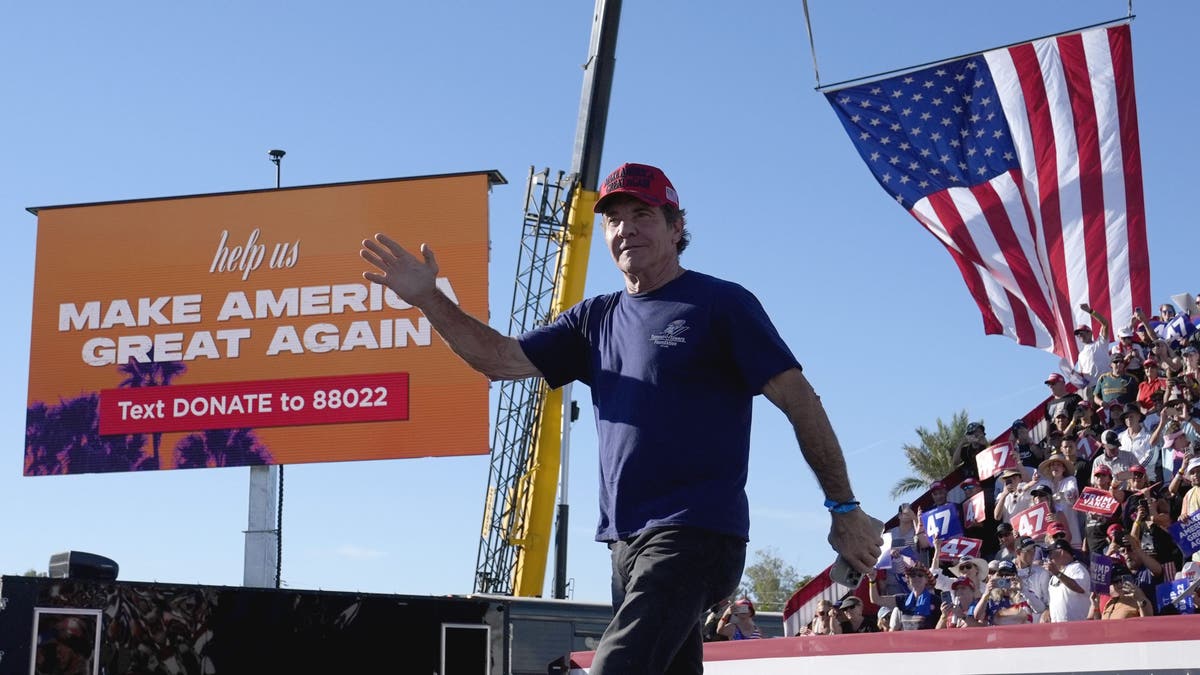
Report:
590,527,746,675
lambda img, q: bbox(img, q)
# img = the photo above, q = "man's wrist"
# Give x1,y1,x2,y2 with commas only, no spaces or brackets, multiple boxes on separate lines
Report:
824,498,861,514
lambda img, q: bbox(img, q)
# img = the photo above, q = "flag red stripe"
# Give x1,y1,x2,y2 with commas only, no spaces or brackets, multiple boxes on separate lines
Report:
972,175,1056,347
1009,43,1078,362
1057,33,1114,336
1108,25,1151,312
921,194,1005,335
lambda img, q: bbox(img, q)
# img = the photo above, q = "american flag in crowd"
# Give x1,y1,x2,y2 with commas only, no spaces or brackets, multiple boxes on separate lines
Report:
827,23,1150,364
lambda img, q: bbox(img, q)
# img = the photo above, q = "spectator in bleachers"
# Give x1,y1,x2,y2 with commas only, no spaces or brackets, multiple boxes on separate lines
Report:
1027,484,1079,548
973,560,1034,626
994,468,1032,522
1093,430,1138,482
831,596,879,634
925,480,950,509
876,606,892,632
1153,411,1197,483
868,561,941,630
1137,359,1171,411
1101,563,1153,619
951,422,989,481
949,554,989,595
1170,458,1200,537
1152,342,1183,380
1065,402,1105,443
1045,373,1083,422
1014,536,1051,621
993,523,1018,563
888,503,931,559
1010,420,1044,476
1082,471,1120,554
1115,322,1148,369
1074,304,1112,396
803,598,837,636
716,598,762,640
1118,406,1159,481
937,577,981,628
1181,346,1200,389
1110,530,1165,599
1045,540,1091,622
1038,452,1081,544
1122,471,1183,574
1095,353,1139,407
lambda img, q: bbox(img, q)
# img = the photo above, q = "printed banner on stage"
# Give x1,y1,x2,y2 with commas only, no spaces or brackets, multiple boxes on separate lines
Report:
975,442,1019,481
26,172,499,475
1073,487,1121,516
1011,502,1052,538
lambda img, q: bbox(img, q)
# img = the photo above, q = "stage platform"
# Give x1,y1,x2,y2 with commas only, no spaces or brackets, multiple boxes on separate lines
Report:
568,616,1200,674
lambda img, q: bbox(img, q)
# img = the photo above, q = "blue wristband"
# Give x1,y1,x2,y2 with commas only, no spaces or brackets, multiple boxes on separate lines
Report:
824,498,861,514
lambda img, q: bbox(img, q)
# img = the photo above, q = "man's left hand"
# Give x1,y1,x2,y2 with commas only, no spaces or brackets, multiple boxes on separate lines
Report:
828,509,883,575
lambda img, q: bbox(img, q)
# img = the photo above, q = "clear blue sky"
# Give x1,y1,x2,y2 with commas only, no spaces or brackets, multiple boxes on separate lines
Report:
3,1,1192,604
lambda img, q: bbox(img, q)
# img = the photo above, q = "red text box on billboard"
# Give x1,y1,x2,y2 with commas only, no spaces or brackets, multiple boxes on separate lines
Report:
26,172,499,475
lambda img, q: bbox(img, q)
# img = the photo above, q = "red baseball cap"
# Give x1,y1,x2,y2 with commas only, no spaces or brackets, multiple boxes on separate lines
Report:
1045,373,1065,385
594,163,680,212
930,480,946,491
1107,523,1125,538
1130,464,1146,475
1047,521,1068,536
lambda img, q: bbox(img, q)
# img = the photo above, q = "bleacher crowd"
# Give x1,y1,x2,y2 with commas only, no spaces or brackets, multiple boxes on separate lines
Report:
706,298,1200,639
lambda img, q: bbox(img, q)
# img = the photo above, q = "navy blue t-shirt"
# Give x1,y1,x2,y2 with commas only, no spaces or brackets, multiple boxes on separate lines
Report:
517,271,800,542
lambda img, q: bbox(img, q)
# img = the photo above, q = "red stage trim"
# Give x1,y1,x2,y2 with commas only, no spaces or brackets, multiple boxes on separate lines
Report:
568,615,1200,668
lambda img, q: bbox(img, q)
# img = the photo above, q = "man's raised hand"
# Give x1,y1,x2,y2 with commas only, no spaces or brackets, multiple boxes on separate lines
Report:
361,234,439,307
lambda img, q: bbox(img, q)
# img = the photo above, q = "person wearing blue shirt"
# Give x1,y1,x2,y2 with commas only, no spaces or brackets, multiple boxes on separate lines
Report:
361,162,881,675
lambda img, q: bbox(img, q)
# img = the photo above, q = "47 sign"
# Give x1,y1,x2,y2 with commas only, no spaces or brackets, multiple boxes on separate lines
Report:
1011,502,1052,538
937,537,983,562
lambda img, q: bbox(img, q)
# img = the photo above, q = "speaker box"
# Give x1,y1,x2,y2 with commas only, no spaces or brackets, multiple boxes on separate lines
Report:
48,551,119,581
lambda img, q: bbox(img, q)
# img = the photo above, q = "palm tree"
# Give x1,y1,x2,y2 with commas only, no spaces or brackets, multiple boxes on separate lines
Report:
173,428,273,469
117,354,187,468
889,410,974,499
25,394,148,474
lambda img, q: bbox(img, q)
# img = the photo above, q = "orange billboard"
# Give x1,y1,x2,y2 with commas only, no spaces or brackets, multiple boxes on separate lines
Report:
25,171,501,475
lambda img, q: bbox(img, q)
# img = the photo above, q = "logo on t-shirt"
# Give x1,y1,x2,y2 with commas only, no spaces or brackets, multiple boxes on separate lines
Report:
650,319,689,347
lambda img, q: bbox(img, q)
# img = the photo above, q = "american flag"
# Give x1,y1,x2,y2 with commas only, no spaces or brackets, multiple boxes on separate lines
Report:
827,23,1150,363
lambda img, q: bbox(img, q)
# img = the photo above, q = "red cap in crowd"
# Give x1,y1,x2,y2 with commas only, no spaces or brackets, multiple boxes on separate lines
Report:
594,163,680,212
1107,523,1125,538
1045,373,1065,385
1047,521,1068,537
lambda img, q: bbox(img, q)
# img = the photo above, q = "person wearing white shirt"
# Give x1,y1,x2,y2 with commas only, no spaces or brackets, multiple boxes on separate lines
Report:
1118,407,1158,481
1045,540,1091,622
1014,536,1052,622
1074,304,1112,396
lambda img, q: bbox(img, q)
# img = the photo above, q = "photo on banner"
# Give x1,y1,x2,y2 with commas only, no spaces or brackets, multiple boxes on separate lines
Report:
25,171,500,476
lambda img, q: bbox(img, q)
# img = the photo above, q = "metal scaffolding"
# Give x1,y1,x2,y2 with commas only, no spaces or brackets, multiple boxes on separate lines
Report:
474,167,576,594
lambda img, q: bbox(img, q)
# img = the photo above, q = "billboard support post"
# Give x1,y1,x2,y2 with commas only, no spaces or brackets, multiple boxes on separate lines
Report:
244,464,280,588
